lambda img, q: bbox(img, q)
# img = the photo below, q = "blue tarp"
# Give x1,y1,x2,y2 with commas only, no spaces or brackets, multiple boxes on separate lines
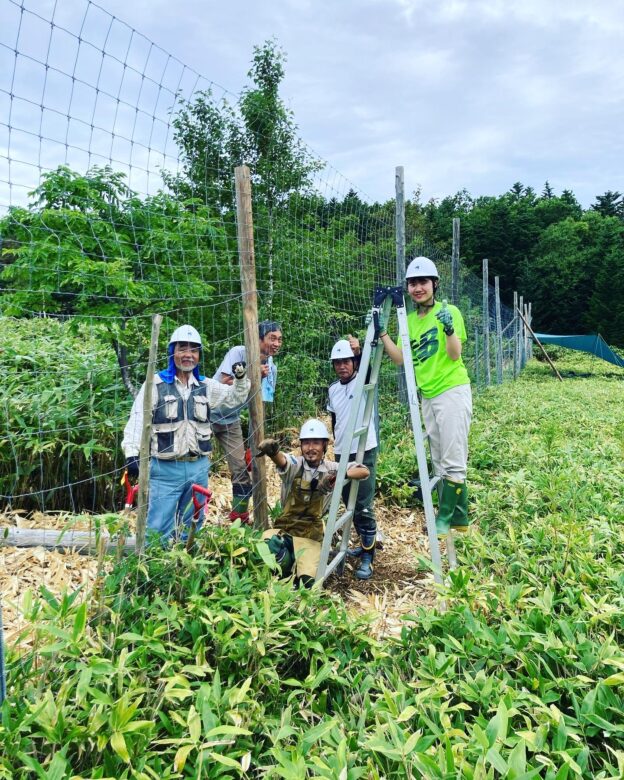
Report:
533,333,624,369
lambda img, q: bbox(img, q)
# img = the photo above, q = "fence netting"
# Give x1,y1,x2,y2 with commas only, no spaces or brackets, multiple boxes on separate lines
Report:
0,0,522,682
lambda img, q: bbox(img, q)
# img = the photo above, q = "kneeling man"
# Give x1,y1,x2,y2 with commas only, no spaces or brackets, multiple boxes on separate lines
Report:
257,419,369,587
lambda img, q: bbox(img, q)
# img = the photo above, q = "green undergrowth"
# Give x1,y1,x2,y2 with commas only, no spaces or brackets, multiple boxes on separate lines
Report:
2,354,624,778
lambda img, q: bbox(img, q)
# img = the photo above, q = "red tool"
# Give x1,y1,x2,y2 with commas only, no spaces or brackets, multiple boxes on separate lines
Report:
121,470,139,510
186,484,213,551
191,484,213,520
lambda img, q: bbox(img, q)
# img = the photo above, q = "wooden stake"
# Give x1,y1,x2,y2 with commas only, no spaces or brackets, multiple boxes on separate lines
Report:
136,313,162,551
235,165,268,531
482,259,491,386
395,166,407,403
451,218,460,305
513,291,519,378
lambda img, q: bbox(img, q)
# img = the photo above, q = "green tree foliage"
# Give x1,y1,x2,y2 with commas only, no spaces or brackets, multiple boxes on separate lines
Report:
407,182,623,345
164,39,322,213
0,165,233,392
591,189,624,218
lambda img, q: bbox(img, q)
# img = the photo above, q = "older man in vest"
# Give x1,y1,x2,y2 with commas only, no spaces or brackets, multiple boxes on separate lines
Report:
122,324,250,540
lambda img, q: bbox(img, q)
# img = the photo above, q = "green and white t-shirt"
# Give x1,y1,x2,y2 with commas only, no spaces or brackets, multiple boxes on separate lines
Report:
401,302,470,399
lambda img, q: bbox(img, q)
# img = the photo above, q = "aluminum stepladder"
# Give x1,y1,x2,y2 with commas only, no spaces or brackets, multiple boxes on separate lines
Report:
315,289,394,584
315,285,457,586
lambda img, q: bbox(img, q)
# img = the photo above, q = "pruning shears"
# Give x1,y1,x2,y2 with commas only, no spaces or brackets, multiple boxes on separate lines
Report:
121,470,139,510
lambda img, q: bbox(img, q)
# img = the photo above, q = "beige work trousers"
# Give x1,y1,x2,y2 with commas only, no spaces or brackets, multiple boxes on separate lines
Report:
421,383,472,482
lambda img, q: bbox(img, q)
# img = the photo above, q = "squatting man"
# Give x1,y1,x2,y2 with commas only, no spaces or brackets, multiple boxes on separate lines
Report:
122,324,250,540
256,419,370,588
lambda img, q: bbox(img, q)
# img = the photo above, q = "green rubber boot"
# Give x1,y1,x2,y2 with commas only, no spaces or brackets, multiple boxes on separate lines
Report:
451,482,469,532
436,479,463,537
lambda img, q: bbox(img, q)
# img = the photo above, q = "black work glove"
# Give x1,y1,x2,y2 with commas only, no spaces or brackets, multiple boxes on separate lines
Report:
125,456,139,479
257,438,280,458
231,361,247,379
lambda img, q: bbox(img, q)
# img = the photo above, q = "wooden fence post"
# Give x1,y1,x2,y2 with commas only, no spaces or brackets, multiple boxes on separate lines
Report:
513,291,519,378
235,165,268,531
395,166,407,403
494,276,503,384
474,326,481,387
451,218,460,305
482,259,491,386
519,295,525,368
136,313,162,552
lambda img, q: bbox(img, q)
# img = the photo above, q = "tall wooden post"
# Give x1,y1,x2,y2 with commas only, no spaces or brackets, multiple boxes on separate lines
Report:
235,165,268,531
136,313,162,552
395,166,406,284
519,295,525,368
527,302,533,360
524,303,530,364
474,326,481,387
451,218,460,305
395,166,407,402
513,291,519,378
494,276,503,384
482,259,491,387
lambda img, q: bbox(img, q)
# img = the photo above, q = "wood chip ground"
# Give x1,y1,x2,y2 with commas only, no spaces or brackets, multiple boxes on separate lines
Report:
1,463,441,650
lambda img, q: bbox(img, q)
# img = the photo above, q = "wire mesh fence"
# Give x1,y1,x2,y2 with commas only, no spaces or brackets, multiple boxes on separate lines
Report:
0,0,529,706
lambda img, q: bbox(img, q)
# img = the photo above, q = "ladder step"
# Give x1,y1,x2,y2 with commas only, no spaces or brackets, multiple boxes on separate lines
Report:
319,549,346,581
353,426,368,437
363,383,375,393
333,509,354,532
429,475,441,491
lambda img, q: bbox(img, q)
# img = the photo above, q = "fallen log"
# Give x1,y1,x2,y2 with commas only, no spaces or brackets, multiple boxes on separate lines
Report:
0,528,136,555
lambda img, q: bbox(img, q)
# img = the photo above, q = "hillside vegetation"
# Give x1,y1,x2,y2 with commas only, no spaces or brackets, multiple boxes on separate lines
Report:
1,354,623,778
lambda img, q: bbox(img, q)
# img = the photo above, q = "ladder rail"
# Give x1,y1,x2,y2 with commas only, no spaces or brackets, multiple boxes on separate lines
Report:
395,299,445,586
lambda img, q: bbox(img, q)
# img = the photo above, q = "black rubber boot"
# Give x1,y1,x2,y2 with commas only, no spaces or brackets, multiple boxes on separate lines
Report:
354,530,375,580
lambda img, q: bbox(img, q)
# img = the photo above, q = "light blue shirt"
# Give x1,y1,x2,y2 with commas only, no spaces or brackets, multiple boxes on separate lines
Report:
210,345,277,424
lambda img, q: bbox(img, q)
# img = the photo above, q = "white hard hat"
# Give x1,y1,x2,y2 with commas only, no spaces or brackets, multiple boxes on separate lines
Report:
169,324,202,346
405,256,439,280
299,419,330,441
330,339,355,361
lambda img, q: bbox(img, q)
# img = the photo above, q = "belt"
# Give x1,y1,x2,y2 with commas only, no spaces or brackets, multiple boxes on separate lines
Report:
176,454,204,462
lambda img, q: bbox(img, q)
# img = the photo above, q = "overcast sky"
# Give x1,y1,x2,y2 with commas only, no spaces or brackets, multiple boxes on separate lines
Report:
2,0,623,207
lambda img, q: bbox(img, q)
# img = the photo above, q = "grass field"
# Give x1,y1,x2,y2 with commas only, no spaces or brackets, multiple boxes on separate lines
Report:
1,352,623,779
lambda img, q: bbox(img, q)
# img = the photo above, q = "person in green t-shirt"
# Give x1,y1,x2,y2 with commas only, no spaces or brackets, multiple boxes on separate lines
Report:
379,256,473,536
